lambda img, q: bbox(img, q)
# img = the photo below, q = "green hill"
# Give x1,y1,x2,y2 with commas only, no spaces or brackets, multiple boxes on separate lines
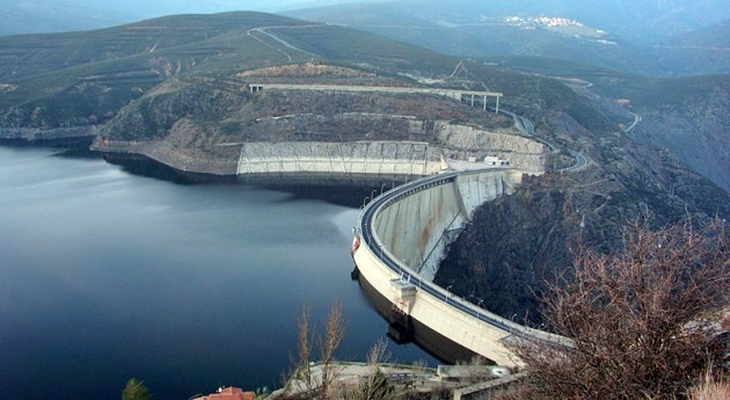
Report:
0,11,615,136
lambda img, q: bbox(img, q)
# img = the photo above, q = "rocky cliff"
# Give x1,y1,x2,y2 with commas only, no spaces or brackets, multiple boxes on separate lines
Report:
90,74,540,176
629,75,730,193
436,110,730,326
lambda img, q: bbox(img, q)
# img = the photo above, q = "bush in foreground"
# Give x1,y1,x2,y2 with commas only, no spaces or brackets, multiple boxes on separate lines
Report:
508,218,729,399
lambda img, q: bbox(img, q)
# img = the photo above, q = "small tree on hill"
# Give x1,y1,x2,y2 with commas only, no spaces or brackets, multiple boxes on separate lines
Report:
508,218,730,399
122,378,151,400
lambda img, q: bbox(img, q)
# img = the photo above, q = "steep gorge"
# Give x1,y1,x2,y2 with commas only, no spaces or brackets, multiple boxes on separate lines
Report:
436,111,730,326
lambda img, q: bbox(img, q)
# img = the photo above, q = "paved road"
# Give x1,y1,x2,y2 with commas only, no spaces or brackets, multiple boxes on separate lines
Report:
519,116,534,135
247,24,321,62
250,83,503,99
623,111,642,133
564,149,588,172
495,108,585,171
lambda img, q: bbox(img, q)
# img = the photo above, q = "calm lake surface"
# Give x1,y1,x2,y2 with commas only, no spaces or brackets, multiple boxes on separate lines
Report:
0,146,436,400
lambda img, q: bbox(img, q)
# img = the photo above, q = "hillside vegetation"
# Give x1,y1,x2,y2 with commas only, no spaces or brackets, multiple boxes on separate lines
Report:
0,11,616,142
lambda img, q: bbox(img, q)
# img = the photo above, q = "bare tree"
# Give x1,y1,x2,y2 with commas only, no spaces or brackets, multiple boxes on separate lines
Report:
318,299,346,399
509,218,730,399
293,304,314,391
284,301,347,399
689,369,730,400
367,337,391,366
348,338,398,400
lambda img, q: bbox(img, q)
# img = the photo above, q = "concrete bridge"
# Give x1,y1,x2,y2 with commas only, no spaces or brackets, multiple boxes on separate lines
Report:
351,169,569,367
248,83,503,113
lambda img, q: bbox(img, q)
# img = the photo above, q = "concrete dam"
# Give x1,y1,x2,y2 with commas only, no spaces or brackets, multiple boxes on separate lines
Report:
351,169,567,367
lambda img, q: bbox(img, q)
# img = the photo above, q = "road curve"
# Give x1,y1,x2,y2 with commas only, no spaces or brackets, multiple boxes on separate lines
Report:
495,107,586,171
247,24,321,62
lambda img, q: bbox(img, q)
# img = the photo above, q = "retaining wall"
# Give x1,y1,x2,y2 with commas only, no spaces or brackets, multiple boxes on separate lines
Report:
237,141,441,176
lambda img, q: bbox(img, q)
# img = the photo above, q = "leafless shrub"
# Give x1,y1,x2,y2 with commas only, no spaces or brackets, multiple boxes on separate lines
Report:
508,218,730,399
318,299,346,399
282,301,348,400
367,337,392,366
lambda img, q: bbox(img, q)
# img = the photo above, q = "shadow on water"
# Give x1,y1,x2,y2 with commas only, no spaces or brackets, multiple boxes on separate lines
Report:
0,140,418,208
97,152,418,208
355,272,480,365
95,152,464,361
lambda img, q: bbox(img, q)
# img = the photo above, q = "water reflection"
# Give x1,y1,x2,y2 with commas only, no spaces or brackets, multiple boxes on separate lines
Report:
0,146,436,400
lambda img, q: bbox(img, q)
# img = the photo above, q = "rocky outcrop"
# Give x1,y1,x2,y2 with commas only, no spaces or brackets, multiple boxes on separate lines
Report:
0,125,99,142
93,118,548,177
89,79,547,176
631,83,730,192
434,122,548,173
436,110,730,327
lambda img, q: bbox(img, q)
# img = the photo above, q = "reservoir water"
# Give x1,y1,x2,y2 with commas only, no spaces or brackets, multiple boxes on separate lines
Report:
0,146,436,400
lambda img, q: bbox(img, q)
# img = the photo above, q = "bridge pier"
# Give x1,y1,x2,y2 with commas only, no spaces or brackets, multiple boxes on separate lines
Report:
388,277,416,343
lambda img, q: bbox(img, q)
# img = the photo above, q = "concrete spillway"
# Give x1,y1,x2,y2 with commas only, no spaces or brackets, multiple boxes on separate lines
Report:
237,141,441,176
352,169,568,366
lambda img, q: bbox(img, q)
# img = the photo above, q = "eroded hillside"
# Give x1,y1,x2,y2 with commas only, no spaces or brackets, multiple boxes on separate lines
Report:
436,107,730,326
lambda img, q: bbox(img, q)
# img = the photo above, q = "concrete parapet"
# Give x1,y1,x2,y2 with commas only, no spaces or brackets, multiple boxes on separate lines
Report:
247,83,502,101
452,372,529,400
437,365,512,381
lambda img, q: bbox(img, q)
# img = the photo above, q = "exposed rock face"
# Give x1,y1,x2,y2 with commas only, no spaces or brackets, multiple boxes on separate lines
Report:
436,111,730,327
93,119,547,177
631,85,730,192
434,122,548,173
90,80,542,176
0,126,99,142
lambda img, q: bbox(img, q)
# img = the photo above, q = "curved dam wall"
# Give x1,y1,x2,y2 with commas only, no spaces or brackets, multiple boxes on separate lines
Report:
353,170,568,367
373,170,523,281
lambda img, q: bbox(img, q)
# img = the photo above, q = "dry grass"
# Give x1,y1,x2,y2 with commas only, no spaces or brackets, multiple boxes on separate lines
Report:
689,371,730,400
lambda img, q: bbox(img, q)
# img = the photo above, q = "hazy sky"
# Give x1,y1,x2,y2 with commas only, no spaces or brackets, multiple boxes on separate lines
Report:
0,0,385,35
75,0,378,16
2,0,728,39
